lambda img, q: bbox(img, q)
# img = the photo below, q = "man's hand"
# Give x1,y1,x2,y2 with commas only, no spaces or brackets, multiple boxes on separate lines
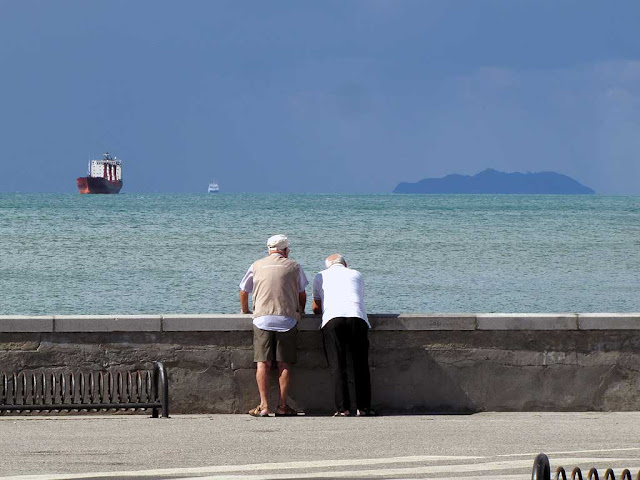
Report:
312,299,322,315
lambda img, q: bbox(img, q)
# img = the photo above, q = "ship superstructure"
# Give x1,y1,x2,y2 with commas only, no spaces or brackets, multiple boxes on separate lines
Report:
77,152,123,194
208,180,219,193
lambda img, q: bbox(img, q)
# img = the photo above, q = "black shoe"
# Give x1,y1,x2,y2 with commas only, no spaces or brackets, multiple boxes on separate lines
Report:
356,408,376,417
333,410,350,417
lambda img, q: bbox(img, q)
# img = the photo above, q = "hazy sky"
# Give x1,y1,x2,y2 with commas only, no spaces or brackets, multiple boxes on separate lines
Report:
1,1,639,193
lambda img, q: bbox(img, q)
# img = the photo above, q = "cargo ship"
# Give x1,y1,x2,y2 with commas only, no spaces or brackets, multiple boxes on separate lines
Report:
77,152,123,194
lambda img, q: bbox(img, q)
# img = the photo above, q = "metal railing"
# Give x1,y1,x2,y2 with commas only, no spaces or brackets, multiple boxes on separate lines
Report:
0,362,169,418
533,453,640,480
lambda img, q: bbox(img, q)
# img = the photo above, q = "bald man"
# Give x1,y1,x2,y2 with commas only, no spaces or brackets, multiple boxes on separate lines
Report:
312,254,374,416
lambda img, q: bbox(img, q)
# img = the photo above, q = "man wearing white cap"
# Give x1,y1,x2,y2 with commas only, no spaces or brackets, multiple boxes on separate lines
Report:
239,234,308,417
312,253,373,416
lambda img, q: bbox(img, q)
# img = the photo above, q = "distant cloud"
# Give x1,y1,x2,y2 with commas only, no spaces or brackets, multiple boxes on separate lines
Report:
594,60,640,83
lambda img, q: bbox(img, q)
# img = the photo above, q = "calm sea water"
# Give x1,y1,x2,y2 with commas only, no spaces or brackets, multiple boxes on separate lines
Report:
1,193,639,315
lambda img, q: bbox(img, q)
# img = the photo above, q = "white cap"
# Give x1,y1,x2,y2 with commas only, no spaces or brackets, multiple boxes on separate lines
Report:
267,234,289,250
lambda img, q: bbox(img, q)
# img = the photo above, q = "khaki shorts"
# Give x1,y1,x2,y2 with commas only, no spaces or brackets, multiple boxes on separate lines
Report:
253,325,297,364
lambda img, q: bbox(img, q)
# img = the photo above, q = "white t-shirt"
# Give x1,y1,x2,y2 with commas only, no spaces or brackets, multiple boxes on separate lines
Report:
312,264,369,329
239,254,308,332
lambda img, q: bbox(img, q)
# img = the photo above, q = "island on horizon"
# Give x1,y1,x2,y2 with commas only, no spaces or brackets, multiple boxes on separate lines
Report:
393,168,595,194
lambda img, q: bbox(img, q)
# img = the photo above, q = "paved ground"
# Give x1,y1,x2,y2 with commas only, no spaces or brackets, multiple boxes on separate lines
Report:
0,413,639,479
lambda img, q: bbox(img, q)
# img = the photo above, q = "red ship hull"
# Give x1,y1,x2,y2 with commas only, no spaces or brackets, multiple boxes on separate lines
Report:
77,177,123,194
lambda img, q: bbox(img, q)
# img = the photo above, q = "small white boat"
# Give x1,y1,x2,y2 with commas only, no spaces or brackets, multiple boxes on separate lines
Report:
208,180,220,193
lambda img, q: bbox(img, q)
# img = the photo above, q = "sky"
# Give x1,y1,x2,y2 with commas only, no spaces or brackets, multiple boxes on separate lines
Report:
1,1,639,194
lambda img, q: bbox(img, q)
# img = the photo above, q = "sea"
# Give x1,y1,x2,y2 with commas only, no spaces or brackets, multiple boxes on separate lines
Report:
1,193,639,315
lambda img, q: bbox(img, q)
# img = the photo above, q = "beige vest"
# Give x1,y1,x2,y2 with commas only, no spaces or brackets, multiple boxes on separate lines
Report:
252,254,301,321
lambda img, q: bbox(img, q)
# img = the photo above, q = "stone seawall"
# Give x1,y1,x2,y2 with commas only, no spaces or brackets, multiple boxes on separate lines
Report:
1,314,639,413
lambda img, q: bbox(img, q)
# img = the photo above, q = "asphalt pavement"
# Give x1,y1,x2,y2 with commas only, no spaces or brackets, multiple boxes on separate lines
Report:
1,412,639,479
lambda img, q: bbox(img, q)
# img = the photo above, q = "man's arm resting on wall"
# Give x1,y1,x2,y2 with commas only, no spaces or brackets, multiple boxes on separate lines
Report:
240,290,252,314
299,291,306,315
312,299,322,315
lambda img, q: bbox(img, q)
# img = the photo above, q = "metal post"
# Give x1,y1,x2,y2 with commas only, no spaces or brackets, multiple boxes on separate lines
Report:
159,362,169,418
532,453,551,480
152,362,169,418
152,364,159,418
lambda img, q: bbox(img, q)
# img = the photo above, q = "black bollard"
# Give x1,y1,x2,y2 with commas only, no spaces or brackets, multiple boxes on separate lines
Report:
532,453,551,480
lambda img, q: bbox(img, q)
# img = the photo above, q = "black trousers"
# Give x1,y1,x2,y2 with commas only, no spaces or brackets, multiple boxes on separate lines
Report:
322,317,371,412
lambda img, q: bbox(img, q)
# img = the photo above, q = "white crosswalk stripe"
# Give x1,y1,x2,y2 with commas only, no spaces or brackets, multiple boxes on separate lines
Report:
1,449,639,480
167,458,640,480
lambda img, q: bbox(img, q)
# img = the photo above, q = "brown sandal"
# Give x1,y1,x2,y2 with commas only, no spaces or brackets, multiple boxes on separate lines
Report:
275,404,298,416
249,405,269,417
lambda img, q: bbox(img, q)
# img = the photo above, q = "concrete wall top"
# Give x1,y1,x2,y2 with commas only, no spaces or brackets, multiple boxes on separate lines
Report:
0,316,54,333
476,314,578,330
0,313,639,333
163,314,252,332
54,315,162,332
578,313,640,330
